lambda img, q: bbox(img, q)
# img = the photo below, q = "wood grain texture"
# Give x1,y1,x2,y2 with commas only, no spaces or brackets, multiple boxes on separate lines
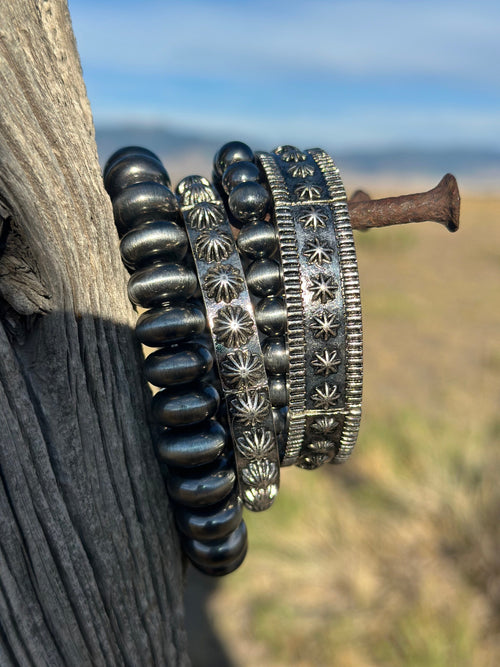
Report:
0,1,188,664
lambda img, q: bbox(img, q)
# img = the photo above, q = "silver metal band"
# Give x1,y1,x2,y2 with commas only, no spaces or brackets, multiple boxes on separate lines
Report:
256,147,363,468
178,176,280,510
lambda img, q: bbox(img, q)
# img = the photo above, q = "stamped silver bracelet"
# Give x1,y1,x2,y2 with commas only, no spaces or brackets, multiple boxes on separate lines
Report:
177,175,280,511
256,146,363,468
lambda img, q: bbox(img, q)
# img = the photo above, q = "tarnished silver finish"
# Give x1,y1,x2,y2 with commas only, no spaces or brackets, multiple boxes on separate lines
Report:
256,147,363,467
178,176,280,511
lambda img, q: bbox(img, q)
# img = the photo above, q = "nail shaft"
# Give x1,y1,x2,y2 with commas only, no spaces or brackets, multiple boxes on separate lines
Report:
348,174,460,233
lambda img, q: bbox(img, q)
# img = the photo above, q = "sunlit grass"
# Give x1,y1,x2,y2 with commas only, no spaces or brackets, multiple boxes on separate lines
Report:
202,196,500,666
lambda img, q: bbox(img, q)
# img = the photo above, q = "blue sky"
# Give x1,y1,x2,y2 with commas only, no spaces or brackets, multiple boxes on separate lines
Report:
68,0,500,150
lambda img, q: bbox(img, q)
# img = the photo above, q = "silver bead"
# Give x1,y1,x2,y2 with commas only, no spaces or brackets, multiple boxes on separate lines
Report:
112,182,179,235
237,220,277,259
104,154,170,198
246,259,282,298
175,493,243,541
151,384,219,427
143,342,213,387
268,375,288,408
157,420,227,468
255,296,287,336
262,337,289,375
120,220,188,269
182,520,248,573
165,455,235,507
135,305,206,346
127,262,198,307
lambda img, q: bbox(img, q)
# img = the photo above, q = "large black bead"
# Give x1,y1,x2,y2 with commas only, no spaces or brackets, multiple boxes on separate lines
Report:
255,296,287,336
221,161,260,195
213,141,254,179
175,493,243,541
166,455,236,507
104,155,171,199
262,337,289,374
144,342,213,387
112,182,179,235
157,420,227,467
228,181,270,226
120,220,188,269
151,384,219,427
103,146,161,177
127,263,198,308
268,375,288,407
135,306,206,346
183,520,248,573
237,221,277,259
246,259,282,297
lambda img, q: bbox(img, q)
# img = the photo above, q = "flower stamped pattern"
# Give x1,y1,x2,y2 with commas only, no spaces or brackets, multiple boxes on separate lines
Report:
213,305,255,348
204,264,244,303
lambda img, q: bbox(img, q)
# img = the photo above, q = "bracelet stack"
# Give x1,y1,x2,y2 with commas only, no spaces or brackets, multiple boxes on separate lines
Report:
103,141,363,577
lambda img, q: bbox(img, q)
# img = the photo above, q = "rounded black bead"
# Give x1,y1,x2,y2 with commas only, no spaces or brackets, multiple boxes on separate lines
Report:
103,146,161,177
112,182,179,235
221,161,260,195
246,259,282,298
157,420,227,467
183,520,248,573
120,220,188,269
268,375,288,407
213,141,254,179
228,181,270,226
192,540,247,577
272,406,287,435
255,296,287,336
262,337,289,374
237,221,277,259
166,455,236,507
104,155,170,199
175,493,243,541
151,384,220,427
135,306,206,346
144,342,213,387
127,262,197,308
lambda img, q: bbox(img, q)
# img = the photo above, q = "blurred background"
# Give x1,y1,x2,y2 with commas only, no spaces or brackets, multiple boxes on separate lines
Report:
69,1,500,664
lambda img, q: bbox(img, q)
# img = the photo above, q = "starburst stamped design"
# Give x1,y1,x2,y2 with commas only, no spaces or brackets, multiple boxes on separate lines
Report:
204,264,244,303
220,350,265,389
241,460,278,487
231,390,270,426
311,382,340,410
177,175,215,206
195,229,233,262
213,305,255,348
311,348,341,376
288,162,315,178
274,145,307,162
311,415,340,436
303,237,334,266
295,183,323,201
244,485,278,511
309,274,338,303
298,206,329,230
187,202,225,230
308,440,335,454
236,428,275,459
296,453,331,470
310,309,340,340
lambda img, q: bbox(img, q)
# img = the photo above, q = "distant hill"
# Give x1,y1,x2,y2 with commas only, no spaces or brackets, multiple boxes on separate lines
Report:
96,125,500,193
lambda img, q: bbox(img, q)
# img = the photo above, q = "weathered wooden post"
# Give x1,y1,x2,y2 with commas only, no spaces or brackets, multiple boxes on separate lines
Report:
0,1,189,663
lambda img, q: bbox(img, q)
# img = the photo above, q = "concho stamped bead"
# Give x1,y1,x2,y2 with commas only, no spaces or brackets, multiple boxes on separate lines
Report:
256,147,362,468
178,176,280,511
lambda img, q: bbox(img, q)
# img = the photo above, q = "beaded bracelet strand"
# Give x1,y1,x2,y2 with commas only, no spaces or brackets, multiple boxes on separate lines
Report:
104,147,247,576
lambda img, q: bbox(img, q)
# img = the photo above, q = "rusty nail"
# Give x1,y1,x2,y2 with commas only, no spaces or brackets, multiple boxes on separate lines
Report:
348,173,460,233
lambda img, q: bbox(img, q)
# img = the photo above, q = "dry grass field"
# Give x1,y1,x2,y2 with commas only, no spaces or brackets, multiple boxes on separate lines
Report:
186,194,500,666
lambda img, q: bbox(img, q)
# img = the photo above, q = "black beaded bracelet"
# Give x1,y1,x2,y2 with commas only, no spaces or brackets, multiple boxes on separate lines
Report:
104,147,247,576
